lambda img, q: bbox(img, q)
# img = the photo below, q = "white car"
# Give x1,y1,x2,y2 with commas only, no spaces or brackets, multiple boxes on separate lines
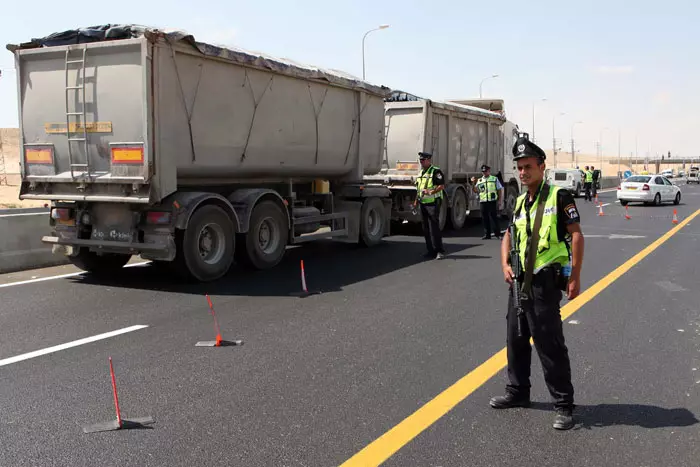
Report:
546,168,583,197
617,174,681,206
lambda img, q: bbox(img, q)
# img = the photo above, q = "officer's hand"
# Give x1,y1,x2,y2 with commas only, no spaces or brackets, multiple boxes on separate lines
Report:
470,176,476,183
503,265,514,284
567,276,580,300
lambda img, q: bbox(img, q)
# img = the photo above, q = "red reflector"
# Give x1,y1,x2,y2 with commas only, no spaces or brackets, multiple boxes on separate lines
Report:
111,146,144,164
643,184,650,191
146,211,171,224
51,208,72,220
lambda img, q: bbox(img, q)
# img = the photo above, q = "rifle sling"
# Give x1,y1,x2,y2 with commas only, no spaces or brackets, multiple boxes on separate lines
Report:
521,183,550,298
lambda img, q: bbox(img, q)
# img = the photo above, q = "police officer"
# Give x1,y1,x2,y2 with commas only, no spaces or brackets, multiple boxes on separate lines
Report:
471,164,504,240
413,151,446,259
490,136,584,431
583,165,594,201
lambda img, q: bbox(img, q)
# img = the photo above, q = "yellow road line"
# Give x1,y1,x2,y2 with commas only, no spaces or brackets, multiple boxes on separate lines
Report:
341,207,700,467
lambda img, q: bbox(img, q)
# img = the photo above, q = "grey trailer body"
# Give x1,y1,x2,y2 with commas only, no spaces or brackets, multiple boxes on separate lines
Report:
364,93,521,231
8,25,392,281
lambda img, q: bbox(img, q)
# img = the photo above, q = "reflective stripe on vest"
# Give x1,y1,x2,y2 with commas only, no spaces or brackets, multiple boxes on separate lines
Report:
585,170,593,182
416,165,443,203
513,183,569,274
477,175,498,202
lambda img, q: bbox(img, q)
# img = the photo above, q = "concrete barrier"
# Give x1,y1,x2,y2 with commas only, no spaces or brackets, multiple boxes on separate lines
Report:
600,176,620,189
0,208,70,274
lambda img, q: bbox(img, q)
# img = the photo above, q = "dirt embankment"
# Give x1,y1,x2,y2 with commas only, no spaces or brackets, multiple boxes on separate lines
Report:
0,128,47,208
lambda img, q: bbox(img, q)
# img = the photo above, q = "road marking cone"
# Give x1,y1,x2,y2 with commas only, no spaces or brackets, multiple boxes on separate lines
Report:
625,205,631,220
290,260,320,297
598,202,605,216
82,357,155,433
196,294,243,347
673,209,679,224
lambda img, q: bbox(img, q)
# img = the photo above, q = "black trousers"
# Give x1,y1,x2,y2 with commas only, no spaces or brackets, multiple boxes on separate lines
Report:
506,269,574,409
591,180,598,197
480,201,501,237
584,182,592,201
420,201,444,255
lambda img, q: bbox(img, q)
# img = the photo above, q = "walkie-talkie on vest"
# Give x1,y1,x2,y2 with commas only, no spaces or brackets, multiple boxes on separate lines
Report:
508,222,526,338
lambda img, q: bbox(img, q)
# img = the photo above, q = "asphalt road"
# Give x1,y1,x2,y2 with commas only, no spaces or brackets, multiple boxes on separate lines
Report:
1,182,699,466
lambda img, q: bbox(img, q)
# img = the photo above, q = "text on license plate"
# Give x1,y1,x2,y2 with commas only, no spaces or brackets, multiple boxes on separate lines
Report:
91,228,133,242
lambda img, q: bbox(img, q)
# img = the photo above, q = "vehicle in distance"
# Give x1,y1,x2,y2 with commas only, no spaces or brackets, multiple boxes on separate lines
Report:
688,167,699,184
545,168,583,198
617,175,681,206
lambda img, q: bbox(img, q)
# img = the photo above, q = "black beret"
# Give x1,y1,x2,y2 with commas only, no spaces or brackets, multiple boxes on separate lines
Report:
512,137,546,161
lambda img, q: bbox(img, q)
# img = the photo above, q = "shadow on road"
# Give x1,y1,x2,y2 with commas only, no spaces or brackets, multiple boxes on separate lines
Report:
68,237,490,297
529,401,699,429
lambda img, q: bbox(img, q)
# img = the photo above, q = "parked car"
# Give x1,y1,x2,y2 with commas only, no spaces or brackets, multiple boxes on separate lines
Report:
688,169,699,184
617,175,681,206
546,168,583,197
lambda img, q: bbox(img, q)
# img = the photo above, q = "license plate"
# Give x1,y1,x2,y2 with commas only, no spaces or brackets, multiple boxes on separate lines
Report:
626,186,637,190
396,162,419,171
91,227,133,242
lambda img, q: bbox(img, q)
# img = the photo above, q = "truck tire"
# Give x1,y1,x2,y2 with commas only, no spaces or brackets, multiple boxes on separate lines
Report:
239,200,288,269
438,197,447,231
69,249,131,276
360,197,386,246
448,188,467,230
504,184,519,219
174,204,235,282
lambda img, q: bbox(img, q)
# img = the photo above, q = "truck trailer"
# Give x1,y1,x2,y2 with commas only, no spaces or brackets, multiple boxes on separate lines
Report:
363,92,522,231
7,25,394,282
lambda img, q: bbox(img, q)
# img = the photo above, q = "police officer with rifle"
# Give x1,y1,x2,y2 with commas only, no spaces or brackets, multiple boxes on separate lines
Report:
490,135,585,431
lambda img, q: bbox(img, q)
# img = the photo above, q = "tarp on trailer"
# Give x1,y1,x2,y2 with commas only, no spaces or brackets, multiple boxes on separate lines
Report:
6,24,391,97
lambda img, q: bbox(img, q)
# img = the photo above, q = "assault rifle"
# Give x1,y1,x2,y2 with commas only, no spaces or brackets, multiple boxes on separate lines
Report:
508,223,526,338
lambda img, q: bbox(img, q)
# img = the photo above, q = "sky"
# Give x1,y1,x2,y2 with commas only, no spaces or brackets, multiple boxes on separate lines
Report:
0,0,697,161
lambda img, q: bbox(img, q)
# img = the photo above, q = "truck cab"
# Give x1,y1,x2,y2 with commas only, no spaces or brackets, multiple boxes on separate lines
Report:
546,168,583,197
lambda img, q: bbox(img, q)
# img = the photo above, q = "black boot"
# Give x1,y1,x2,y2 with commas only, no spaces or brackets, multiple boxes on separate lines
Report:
489,393,531,409
553,407,575,430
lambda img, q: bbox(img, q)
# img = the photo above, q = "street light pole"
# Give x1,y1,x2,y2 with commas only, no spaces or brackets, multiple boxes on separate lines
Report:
552,112,565,168
599,127,609,169
531,98,547,144
571,121,582,166
362,24,389,80
479,74,499,98
617,127,622,177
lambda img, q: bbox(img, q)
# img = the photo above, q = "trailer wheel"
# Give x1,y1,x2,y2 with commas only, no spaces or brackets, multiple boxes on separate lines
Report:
504,184,519,219
175,204,235,282
448,188,467,230
239,200,288,269
360,197,386,246
438,197,448,231
69,249,131,276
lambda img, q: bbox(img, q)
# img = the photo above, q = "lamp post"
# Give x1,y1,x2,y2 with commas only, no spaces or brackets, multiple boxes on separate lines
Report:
362,25,389,80
479,74,499,98
571,121,583,166
531,98,547,144
552,112,565,168
599,127,609,168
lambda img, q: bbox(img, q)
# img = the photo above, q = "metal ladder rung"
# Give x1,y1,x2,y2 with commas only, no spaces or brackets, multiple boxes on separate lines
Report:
68,137,86,142
70,164,89,168
66,112,84,116
66,85,84,90
66,60,85,65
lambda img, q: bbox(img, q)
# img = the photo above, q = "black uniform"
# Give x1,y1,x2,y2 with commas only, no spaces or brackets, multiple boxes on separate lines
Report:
418,165,446,257
505,186,579,409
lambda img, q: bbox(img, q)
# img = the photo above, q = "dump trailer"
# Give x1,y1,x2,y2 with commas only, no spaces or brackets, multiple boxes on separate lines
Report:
364,92,521,231
7,25,393,282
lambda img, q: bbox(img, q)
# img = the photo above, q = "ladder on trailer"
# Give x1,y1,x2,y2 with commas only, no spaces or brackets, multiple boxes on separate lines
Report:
64,47,90,179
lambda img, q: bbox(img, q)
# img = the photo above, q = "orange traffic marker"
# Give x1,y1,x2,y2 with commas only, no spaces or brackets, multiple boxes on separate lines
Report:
625,205,631,220
196,294,243,347
673,209,679,224
82,357,155,433
598,202,605,216
290,259,321,297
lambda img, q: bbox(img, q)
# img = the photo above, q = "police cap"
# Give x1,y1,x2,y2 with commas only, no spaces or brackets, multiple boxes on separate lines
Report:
512,137,546,162
480,164,490,171
418,151,433,160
